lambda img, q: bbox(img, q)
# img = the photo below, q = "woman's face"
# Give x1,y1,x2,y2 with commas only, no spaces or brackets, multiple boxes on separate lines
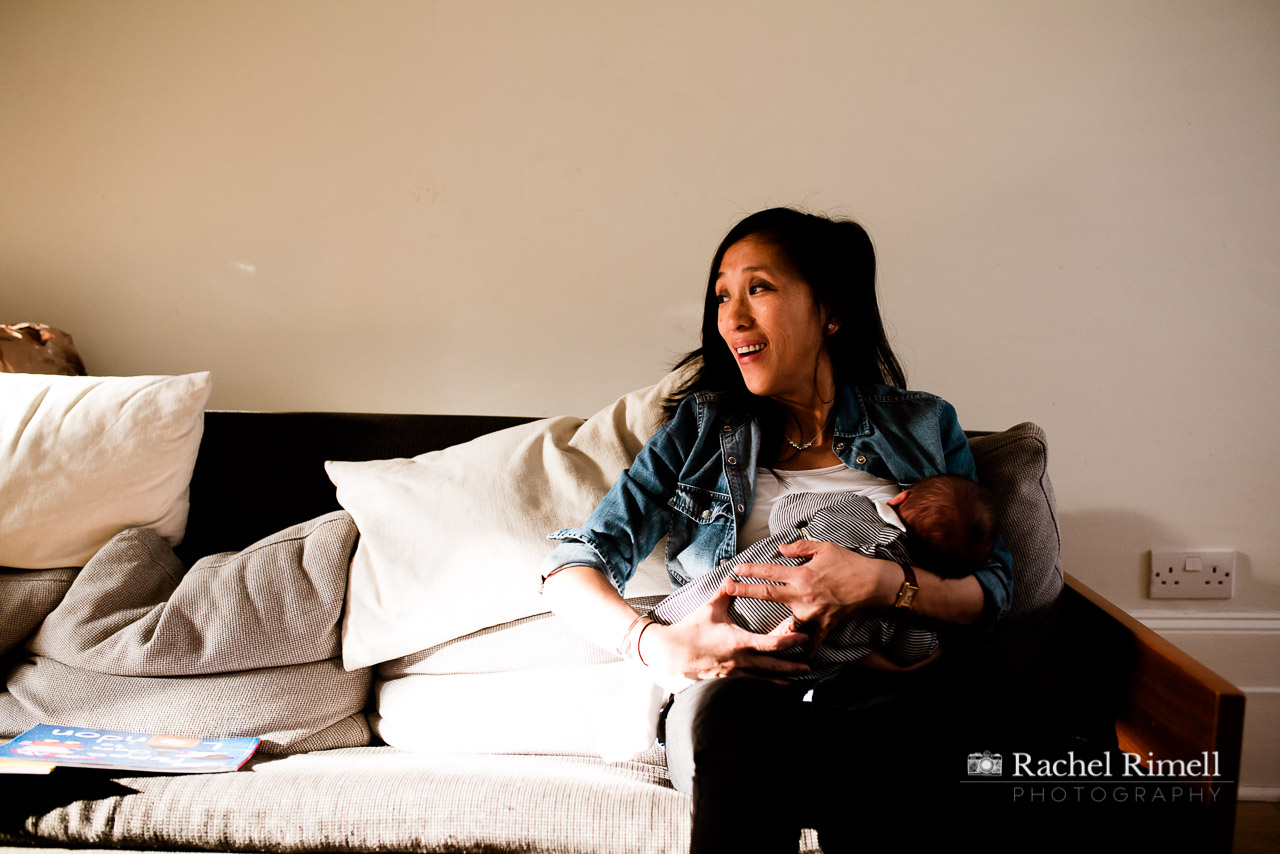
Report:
715,236,833,404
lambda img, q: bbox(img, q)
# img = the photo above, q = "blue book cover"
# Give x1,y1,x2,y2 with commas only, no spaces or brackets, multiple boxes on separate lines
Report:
0,724,260,773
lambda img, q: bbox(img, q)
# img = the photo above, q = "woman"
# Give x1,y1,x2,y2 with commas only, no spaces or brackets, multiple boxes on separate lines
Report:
542,208,1013,852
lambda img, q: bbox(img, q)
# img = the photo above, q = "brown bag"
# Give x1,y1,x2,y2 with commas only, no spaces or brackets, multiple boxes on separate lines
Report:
0,323,86,375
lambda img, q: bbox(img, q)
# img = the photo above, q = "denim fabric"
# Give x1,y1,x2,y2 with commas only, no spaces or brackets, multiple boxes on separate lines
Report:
544,383,1014,628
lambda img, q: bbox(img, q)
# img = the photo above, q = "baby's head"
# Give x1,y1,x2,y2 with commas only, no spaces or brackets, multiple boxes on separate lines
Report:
892,474,998,577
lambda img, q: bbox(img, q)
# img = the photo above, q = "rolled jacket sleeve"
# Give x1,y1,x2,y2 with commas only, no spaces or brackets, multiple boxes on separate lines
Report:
541,395,703,596
936,399,1014,632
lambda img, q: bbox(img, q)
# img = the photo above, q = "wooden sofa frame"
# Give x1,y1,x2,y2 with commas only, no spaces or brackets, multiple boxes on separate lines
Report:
1058,573,1244,851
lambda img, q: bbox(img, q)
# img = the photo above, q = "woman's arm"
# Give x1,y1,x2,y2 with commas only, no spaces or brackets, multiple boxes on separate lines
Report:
543,564,812,681
541,564,654,654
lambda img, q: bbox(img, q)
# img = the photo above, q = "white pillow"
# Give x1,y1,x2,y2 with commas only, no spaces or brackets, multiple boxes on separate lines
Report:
374,661,665,761
330,368,691,670
371,602,667,761
0,372,212,569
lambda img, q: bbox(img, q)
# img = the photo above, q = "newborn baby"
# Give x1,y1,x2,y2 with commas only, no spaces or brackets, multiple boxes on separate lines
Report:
650,473,998,683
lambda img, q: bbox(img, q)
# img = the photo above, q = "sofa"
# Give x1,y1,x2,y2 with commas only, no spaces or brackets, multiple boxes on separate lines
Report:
0,389,1245,853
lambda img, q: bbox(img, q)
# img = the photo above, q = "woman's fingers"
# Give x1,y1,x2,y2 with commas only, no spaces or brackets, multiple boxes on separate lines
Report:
720,577,788,602
729,560,785,581
749,623,807,650
708,585,807,650
705,584,737,616
766,616,801,636
777,539,822,558
800,620,834,661
735,636,811,674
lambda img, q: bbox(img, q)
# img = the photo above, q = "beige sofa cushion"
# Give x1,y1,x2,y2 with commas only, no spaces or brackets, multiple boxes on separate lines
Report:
0,568,77,656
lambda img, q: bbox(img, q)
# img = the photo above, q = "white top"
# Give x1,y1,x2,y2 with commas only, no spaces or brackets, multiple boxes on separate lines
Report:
738,464,902,549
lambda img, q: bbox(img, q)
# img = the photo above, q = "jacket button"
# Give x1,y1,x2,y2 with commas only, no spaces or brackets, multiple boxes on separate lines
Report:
701,510,711,519
855,455,867,465
727,456,737,465
722,425,732,432
834,442,845,451
736,503,745,513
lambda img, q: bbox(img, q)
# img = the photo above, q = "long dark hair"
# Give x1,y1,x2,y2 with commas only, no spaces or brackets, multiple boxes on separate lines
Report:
664,208,906,440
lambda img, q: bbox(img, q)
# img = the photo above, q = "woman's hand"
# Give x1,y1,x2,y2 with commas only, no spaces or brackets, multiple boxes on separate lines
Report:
724,539,901,655
542,563,810,684
639,586,812,682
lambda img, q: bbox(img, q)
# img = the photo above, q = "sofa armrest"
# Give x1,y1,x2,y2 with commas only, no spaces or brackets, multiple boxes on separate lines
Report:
1061,572,1244,853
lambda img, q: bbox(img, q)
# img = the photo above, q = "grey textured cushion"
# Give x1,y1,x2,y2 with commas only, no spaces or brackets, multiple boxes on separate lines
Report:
0,746,824,853
27,512,356,674
0,656,370,754
0,568,76,656
0,511,371,755
969,422,1063,621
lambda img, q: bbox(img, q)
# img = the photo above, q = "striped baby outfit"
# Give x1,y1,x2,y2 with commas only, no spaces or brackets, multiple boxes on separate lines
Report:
651,491,937,682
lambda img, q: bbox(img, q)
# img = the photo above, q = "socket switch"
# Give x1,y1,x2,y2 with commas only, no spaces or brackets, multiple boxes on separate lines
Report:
1149,550,1235,599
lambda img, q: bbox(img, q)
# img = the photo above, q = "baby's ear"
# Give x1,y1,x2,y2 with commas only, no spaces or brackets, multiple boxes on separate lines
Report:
886,490,909,507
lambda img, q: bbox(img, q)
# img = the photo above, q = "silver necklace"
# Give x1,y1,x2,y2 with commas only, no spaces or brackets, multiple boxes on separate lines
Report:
785,430,822,451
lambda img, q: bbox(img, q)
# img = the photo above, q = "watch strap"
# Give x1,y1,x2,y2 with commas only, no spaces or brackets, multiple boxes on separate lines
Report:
893,561,919,610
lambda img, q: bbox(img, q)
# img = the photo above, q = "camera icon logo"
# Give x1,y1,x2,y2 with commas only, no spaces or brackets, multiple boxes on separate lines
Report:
967,751,1002,776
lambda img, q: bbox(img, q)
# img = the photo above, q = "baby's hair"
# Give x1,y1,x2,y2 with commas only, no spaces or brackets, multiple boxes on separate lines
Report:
898,474,998,576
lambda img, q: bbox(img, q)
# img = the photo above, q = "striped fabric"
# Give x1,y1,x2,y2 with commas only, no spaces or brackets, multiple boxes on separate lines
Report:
653,491,937,679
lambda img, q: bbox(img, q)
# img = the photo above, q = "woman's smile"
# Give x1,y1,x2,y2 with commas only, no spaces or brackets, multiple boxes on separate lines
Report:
732,341,768,364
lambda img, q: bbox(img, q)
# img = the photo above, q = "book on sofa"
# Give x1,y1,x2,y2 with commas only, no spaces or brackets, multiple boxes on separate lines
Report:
0,724,259,774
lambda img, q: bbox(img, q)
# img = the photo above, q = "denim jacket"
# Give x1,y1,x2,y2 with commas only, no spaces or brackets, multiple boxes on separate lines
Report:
543,383,1014,630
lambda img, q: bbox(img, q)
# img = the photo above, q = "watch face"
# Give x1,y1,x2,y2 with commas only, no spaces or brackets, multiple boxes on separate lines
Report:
896,582,918,609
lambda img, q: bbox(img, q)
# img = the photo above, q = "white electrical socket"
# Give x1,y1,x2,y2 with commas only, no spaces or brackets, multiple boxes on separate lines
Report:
1149,550,1235,599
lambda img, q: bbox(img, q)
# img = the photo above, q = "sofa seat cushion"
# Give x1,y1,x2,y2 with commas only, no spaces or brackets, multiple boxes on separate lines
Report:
0,747,663,853
0,745,822,853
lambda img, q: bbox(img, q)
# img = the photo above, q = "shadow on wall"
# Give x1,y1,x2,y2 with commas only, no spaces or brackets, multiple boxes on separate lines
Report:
1059,509,1186,603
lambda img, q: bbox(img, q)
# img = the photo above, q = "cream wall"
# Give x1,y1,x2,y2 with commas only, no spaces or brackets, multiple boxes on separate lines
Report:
3,1,1278,782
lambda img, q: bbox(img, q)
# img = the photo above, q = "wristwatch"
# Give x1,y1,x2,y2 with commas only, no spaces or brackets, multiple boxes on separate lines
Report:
893,561,919,610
